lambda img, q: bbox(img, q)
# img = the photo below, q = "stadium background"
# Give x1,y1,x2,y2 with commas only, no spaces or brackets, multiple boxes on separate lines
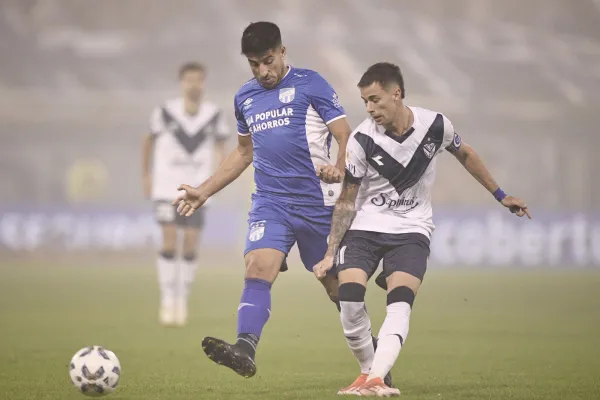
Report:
1,2,599,400
1,0,599,267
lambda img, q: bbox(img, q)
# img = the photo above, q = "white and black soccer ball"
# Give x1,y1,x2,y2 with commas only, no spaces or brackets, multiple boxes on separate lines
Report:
69,346,121,397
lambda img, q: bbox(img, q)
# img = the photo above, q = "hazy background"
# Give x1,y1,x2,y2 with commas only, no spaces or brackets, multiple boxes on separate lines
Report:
1,0,599,267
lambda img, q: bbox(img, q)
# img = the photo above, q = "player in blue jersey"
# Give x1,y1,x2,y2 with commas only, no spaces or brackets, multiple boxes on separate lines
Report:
172,22,393,382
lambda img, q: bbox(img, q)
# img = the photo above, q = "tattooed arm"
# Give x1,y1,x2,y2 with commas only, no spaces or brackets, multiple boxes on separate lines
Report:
326,175,362,257
313,173,361,279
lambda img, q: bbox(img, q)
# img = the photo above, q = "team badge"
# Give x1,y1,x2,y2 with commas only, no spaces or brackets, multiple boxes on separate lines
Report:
453,133,462,148
423,142,436,159
249,220,266,242
278,87,295,104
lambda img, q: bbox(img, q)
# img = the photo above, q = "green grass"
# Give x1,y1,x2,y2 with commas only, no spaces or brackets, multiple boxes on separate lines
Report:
1,261,599,399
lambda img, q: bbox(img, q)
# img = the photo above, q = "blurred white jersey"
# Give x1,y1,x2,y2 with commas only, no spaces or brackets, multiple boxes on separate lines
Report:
150,97,229,201
345,106,462,239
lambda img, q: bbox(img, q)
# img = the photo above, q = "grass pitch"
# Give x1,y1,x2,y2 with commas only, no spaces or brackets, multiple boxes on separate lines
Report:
0,259,599,399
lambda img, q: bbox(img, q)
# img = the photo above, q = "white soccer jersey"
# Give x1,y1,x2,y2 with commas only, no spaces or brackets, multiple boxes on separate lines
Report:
345,106,462,238
149,97,230,201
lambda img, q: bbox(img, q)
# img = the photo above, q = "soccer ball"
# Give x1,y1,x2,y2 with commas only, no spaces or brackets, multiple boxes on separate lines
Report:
69,346,121,397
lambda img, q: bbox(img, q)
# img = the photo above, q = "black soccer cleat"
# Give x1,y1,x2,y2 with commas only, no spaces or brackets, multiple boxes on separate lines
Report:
279,256,289,272
202,336,257,378
375,271,387,291
372,335,393,388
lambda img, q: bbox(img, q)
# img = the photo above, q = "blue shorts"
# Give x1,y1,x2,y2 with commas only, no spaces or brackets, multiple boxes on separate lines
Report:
244,195,333,272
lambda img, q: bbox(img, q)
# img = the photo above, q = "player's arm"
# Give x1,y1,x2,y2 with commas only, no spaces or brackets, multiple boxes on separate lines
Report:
324,118,352,181
326,174,361,257
214,139,228,167
174,134,253,216
213,111,231,168
449,137,531,219
199,134,253,197
141,134,154,199
310,72,349,184
143,107,162,199
313,174,360,279
314,132,367,279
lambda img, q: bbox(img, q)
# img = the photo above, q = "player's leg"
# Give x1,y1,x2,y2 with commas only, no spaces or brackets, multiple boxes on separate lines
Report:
293,204,342,309
294,209,393,389
175,220,202,326
153,201,179,326
333,231,389,395
202,198,295,378
360,233,430,397
202,248,286,378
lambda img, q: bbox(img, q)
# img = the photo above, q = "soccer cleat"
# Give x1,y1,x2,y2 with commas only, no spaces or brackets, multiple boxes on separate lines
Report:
202,336,257,378
174,297,188,327
279,257,289,272
337,373,367,395
358,377,401,397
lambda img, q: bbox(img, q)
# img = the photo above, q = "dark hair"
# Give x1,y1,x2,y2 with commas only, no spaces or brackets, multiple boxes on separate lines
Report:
357,62,405,99
241,22,282,56
178,62,205,79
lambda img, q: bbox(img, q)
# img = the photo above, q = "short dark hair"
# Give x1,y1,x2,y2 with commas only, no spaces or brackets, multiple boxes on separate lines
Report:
357,62,405,99
178,62,205,79
241,22,282,56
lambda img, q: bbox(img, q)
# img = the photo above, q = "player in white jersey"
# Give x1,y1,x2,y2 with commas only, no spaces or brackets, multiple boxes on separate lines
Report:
142,62,229,327
314,62,531,396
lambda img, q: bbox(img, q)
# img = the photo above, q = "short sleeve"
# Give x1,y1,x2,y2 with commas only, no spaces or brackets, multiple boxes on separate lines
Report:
440,114,462,154
149,107,163,136
234,96,250,136
213,111,231,141
309,73,346,125
345,133,368,183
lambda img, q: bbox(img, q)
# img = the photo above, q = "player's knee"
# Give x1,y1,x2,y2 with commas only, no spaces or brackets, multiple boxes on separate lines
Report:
339,282,367,325
387,286,415,308
160,250,176,260
244,253,279,282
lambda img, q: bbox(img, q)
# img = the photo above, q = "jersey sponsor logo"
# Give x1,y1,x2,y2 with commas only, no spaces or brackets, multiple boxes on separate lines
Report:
248,220,266,242
245,107,293,133
371,193,419,213
423,142,436,159
278,87,296,104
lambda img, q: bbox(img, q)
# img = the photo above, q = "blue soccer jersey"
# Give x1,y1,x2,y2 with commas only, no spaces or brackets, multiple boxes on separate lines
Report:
234,66,346,206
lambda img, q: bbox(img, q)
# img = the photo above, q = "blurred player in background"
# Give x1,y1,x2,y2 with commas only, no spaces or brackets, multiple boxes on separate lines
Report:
173,22,394,383
142,62,229,327
314,62,531,396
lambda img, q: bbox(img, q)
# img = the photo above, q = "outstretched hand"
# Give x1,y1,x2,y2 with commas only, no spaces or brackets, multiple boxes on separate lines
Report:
501,195,531,219
171,185,209,217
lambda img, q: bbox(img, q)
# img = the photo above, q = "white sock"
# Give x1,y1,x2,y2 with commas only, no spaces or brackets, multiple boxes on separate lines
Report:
368,301,412,380
157,252,177,308
340,301,375,374
178,255,198,300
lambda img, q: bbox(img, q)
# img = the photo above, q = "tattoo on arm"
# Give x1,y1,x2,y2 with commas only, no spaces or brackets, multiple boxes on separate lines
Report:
326,176,361,256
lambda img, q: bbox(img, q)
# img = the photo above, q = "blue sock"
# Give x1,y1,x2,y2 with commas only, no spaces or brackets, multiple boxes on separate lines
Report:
236,278,272,357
